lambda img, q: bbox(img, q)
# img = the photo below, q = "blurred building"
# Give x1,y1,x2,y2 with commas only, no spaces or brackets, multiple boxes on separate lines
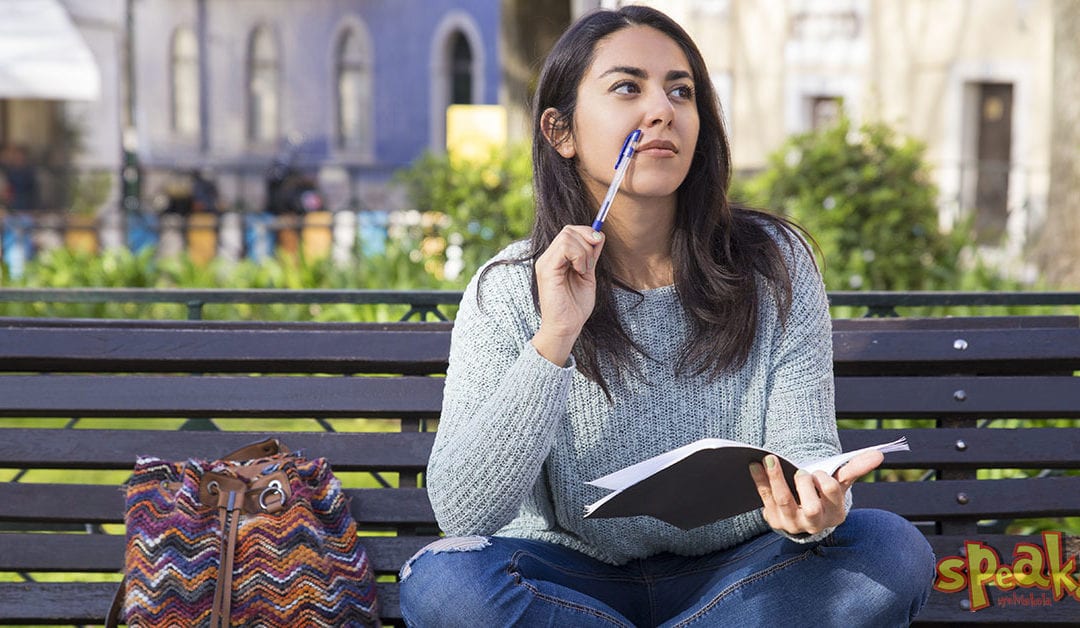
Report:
4,0,1074,271
3,0,503,218
0,0,104,211
609,0,1065,262
130,0,503,215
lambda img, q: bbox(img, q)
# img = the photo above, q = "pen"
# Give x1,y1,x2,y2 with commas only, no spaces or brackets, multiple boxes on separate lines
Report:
591,129,642,232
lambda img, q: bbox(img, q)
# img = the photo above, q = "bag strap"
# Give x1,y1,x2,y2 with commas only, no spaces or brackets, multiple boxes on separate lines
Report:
105,576,125,628
222,437,289,461
209,481,245,628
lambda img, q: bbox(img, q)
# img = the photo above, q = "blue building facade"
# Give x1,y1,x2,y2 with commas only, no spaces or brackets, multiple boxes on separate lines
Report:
126,0,502,213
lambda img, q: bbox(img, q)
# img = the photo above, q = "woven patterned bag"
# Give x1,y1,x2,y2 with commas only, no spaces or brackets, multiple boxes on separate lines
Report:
108,439,379,627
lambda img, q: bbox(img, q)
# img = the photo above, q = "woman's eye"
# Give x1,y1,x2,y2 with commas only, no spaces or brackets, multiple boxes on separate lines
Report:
670,85,695,100
612,81,640,95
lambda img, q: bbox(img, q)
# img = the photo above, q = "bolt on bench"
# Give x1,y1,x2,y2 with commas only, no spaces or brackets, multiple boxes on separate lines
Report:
0,314,1078,626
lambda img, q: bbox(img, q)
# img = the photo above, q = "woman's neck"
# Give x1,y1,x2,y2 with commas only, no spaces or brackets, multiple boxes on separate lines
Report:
601,197,676,290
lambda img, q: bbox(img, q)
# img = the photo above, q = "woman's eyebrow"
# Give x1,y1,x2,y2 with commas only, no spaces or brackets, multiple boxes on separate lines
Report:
598,66,693,82
599,65,647,79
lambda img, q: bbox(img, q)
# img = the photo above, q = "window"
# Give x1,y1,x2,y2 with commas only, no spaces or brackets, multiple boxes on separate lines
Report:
336,28,372,151
248,27,280,144
450,32,473,105
969,82,1013,242
809,96,842,130
429,12,485,151
171,27,200,137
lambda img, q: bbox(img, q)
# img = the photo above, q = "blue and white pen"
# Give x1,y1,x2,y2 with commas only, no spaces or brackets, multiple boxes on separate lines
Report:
591,129,642,232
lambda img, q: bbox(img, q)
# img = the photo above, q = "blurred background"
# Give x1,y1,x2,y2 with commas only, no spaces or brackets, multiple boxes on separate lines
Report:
1,0,1078,303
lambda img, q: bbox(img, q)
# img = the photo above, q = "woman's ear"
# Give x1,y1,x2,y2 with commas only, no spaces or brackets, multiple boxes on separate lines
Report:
541,108,576,159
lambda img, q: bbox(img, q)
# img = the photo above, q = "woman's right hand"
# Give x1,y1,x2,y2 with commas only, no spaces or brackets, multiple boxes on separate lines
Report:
531,226,606,365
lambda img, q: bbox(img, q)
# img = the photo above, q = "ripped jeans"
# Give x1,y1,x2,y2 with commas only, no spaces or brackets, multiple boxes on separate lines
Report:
398,509,934,627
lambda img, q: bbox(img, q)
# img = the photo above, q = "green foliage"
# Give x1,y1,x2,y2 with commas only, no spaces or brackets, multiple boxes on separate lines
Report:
734,118,968,293
394,142,534,283
69,171,114,216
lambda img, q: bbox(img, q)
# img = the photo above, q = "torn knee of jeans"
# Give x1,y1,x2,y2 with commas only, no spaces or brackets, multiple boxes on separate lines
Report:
399,535,491,581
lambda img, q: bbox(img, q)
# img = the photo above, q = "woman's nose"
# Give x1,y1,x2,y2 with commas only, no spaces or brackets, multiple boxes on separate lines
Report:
642,89,675,128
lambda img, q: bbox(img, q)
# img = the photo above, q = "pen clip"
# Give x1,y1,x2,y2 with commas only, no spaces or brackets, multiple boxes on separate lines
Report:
614,129,642,170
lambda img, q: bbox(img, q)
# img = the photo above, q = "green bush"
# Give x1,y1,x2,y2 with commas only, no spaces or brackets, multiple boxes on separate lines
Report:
394,141,534,283
733,117,969,293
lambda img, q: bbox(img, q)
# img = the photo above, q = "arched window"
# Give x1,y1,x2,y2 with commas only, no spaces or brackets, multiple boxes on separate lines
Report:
171,27,200,137
449,31,473,105
248,27,280,144
429,12,485,151
336,27,372,151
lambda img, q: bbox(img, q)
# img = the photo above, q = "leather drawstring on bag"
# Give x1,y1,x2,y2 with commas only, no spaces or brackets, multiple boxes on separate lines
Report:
202,470,289,627
208,480,244,628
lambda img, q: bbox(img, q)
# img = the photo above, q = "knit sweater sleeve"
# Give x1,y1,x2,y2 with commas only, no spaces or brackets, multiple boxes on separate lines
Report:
426,255,575,536
761,231,850,542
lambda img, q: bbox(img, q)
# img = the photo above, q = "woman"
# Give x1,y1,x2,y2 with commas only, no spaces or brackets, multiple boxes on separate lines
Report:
400,6,934,627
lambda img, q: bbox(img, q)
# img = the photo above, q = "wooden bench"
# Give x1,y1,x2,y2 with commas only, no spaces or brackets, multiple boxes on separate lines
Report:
0,314,1078,626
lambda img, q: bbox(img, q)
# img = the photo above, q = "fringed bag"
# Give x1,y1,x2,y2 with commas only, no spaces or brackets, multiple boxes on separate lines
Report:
108,438,379,627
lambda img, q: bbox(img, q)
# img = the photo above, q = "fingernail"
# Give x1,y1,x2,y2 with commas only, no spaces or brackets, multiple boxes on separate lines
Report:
748,462,762,476
765,456,776,470
591,231,602,242
794,469,807,477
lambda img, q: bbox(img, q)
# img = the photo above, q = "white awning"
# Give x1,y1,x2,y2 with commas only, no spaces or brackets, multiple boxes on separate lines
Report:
0,0,101,101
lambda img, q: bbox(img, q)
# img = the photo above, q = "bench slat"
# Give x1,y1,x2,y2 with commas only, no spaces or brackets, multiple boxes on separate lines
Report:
4,320,1078,377
3,374,1076,419
835,376,1080,418
0,375,445,418
0,581,403,623
3,477,1078,527
0,325,451,374
3,328,1079,376
833,328,1080,375
838,428,1080,469
0,317,453,332
0,429,435,471
853,476,1080,519
830,315,1080,331
0,485,436,526
2,427,1077,470
0,533,436,574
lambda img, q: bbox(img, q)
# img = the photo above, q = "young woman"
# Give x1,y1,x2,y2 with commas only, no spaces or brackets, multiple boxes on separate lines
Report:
399,6,935,627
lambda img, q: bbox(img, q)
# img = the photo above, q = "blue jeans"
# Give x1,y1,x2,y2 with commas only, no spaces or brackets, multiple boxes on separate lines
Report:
399,509,934,627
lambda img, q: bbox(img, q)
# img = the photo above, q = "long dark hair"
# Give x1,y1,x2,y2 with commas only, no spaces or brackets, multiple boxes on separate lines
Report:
483,5,809,398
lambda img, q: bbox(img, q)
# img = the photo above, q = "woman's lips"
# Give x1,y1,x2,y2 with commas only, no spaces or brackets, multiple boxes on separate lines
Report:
636,139,678,156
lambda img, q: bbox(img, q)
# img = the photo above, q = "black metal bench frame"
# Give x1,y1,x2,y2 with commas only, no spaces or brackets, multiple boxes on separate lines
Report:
1,314,1078,626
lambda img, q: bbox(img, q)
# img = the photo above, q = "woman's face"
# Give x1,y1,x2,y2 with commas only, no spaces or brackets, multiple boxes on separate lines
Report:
555,25,700,209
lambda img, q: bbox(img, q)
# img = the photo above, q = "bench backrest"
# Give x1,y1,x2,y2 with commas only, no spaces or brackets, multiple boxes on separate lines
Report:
1,315,1078,625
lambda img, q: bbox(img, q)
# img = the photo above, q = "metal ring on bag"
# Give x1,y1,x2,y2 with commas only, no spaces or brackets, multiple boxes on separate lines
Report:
258,479,285,511
207,480,220,495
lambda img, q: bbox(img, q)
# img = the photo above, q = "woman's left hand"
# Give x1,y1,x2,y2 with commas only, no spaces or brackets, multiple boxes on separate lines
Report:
748,450,884,536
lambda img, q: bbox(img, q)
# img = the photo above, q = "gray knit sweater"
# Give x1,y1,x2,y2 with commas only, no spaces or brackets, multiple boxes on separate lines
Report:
427,234,845,565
